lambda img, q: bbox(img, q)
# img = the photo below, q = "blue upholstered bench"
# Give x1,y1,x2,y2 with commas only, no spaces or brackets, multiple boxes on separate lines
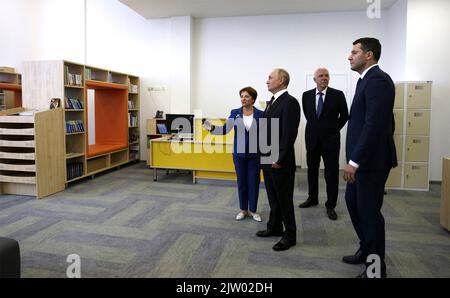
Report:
0,237,21,278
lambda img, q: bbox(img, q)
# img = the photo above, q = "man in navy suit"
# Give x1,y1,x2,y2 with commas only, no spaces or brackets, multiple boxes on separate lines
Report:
343,38,397,278
299,68,348,221
256,68,301,251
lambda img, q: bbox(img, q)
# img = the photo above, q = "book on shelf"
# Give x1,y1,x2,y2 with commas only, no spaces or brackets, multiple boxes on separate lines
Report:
128,83,138,93
128,100,135,109
65,120,85,133
129,145,139,160
128,113,138,127
64,97,84,109
64,66,83,86
85,68,92,80
67,162,83,180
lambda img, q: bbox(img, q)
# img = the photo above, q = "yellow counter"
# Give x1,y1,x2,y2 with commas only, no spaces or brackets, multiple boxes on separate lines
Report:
149,118,262,182
150,136,237,181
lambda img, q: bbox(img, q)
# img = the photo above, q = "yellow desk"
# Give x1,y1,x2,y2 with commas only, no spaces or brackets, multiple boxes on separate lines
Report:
148,118,263,183
150,136,237,182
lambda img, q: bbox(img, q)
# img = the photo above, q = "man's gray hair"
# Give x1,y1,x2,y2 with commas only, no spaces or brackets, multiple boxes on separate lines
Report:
276,68,290,87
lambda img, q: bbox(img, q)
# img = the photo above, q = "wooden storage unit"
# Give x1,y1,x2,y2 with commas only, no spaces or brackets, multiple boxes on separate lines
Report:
22,60,140,184
0,70,22,110
85,80,128,157
87,154,110,174
128,76,140,161
441,158,450,231
111,149,129,167
0,108,65,198
146,118,170,166
386,81,432,191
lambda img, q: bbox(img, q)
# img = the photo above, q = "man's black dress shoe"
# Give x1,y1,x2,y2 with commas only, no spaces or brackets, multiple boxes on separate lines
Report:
272,238,296,251
256,230,283,237
298,198,318,208
327,208,338,220
342,249,366,264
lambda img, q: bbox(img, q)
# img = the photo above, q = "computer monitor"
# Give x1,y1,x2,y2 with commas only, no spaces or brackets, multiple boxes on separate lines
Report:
165,114,195,134
156,123,168,134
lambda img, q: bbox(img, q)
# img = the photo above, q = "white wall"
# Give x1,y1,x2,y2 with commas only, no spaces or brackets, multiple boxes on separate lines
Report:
0,0,174,160
193,11,387,167
384,0,407,81
193,11,387,117
405,0,450,181
168,16,193,114
0,0,85,68
85,0,171,159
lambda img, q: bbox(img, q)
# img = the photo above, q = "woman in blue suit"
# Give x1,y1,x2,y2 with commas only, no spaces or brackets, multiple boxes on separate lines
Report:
204,87,264,222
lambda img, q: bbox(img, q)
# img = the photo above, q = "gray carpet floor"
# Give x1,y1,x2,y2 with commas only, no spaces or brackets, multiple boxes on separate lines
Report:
0,162,449,278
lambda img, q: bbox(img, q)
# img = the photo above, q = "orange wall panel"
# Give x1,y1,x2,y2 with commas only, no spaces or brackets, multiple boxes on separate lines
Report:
94,89,128,146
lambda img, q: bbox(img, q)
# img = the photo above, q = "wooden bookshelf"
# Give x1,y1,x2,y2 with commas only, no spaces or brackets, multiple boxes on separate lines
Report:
146,118,170,166
22,60,140,183
0,108,65,198
128,75,140,161
0,70,22,110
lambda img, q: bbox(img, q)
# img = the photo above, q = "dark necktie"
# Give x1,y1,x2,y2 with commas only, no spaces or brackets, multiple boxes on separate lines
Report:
317,92,324,118
350,78,363,117
356,78,362,92
266,96,275,113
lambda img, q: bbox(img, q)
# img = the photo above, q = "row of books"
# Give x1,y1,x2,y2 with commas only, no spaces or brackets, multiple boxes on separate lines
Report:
85,68,94,81
67,162,83,181
64,66,83,86
129,113,138,127
129,84,138,94
66,120,85,133
85,68,109,82
128,100,136,109
129,145,139,160
65,98,84,109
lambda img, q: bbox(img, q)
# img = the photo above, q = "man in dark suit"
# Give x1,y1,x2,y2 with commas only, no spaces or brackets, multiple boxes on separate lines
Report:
299,68,348,220
256,68,301,251
343,38,397,278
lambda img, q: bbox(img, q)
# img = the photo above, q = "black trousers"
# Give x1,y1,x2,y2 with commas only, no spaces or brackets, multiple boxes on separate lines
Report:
345,169,390,260
306,140,339,209
263,167,296,242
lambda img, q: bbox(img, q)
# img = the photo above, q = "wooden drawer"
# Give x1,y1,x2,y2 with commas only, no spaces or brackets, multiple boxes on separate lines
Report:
0,151,35,160
0,128,35,135
0,140,35,147
0,116,34,123
0,161,36,172
0,173,36,184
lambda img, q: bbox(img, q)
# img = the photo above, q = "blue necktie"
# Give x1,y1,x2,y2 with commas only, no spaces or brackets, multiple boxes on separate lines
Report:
317,92,324,118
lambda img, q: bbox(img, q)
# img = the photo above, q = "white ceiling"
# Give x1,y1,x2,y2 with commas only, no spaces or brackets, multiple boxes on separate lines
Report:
119,0,398,19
